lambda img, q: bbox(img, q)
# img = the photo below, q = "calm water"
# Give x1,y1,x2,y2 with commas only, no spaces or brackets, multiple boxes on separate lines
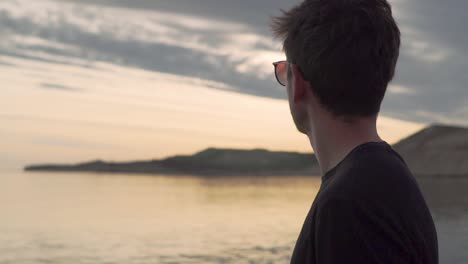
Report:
1,171,467,264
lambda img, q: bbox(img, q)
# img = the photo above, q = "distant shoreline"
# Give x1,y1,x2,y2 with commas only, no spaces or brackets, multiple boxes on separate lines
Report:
24,168,321,177
23,168,468,179
24,124,468,177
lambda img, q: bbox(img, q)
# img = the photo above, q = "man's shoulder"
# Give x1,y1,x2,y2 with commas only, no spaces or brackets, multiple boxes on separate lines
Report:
338,143,413,183
321,143,419,203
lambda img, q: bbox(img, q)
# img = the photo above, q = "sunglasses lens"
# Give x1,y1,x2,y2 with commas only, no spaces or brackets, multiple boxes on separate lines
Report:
275,62,287,86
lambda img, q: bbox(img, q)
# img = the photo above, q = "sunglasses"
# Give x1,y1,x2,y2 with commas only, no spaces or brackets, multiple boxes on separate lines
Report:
272,60,288,86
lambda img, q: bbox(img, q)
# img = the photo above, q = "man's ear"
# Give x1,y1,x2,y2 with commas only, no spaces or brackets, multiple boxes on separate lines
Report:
291,64,307,103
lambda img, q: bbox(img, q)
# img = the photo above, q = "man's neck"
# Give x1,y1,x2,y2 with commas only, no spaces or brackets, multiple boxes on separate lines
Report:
307,117,382,176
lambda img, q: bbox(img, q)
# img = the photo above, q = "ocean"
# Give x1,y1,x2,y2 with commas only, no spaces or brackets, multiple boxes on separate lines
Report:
1,170,467,263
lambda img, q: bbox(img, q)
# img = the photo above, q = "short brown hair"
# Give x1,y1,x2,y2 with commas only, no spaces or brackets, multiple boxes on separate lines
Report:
272,0,400,118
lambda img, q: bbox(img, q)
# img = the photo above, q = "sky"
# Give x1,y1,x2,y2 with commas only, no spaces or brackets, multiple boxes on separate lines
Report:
1,0,466,170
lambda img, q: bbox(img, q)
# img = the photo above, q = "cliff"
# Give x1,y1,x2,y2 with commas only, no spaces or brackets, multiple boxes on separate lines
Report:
393,124,468,177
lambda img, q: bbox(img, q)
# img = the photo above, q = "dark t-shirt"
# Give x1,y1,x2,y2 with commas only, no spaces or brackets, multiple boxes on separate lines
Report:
290,141,438,264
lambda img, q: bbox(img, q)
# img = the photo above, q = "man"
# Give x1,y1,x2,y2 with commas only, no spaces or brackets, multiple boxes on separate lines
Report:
271,0,438,263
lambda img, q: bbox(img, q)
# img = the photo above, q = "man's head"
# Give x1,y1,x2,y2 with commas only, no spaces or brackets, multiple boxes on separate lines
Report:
272,0,400,134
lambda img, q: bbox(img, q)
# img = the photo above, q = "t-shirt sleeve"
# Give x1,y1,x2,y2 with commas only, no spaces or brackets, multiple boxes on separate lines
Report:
314,198,409,264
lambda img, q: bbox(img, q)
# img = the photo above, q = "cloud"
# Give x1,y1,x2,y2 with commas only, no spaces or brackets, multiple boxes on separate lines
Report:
1,0,467,126
388,85,416,95
415,111,468,126
0,0,285,99
40,83,83,92
65,0,297,34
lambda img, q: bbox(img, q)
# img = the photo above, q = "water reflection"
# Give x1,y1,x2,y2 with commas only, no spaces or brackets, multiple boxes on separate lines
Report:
0,172,467,263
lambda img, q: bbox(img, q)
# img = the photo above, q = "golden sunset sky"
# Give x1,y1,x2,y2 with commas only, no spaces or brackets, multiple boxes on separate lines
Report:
1,55,423,170
2,0,466,170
